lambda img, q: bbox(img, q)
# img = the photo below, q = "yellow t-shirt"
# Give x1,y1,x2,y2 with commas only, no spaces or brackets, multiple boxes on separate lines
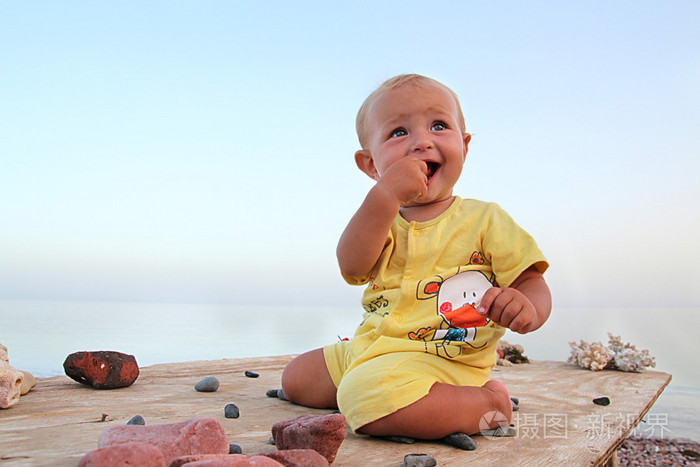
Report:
342,196,548,368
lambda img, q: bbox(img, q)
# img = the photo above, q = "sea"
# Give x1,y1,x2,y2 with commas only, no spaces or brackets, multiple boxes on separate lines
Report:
1,299,698,442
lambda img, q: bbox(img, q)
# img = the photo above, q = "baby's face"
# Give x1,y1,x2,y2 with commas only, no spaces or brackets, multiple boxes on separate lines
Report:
363,83,469,207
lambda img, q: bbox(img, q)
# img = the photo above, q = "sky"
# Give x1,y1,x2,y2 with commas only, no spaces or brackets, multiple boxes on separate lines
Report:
1,1,698,308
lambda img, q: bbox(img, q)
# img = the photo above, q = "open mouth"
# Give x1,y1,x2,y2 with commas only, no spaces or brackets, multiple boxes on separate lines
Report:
426,162,440,183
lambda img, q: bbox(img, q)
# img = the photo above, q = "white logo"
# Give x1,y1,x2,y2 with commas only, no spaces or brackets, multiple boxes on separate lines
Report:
479,410,510,439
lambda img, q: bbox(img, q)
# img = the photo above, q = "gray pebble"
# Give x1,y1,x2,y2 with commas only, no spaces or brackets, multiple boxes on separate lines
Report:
126,415,145,425
195,376,219,392
245,370,259,378
443,432,477,450
404,454,437,467
510,396,519,405
224,403,240,419
277,388,288,401
481,427,516,437
266,389,279,398
512,399,519,411
268,436,276,445
229,444,242,454
593,396,610,406
385,435,416,444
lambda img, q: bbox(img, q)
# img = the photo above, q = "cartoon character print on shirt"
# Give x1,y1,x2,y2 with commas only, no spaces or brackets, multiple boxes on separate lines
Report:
411,251,496,351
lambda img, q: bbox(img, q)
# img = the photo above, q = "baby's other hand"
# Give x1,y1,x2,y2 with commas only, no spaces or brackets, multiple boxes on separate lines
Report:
477,287,537,334
375,157,428,206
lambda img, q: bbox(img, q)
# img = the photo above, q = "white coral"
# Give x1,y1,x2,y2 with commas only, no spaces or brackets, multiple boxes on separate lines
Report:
608,334,656,373
568,340,614,371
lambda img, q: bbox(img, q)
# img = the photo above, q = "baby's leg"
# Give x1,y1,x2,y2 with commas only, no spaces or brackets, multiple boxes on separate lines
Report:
281,348,338,409
359,380,512,439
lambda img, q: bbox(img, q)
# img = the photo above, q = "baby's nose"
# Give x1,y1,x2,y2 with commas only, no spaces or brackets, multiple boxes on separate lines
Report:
411,130,434,152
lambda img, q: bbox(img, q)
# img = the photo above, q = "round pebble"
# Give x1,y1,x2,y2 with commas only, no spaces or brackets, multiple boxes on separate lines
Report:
512,399,519,411
266,389,279,398
510,396,519,406
404,454,437,467
385,435,416,444
224,403,240,419
268,436,276,445
229,444,242,454
126,415,145,425
244,370,259,378
194,376,220,392
277,389,288,401
593,396,611,406
442,432,477,450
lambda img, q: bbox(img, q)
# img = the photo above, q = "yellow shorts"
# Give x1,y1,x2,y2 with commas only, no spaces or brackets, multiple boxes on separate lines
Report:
323,336,491,432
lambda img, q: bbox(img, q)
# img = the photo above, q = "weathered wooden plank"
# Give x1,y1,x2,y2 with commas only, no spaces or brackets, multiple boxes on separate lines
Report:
0,357,670,466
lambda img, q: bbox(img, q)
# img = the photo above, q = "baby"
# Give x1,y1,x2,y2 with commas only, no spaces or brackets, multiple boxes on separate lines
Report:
282,74,551,439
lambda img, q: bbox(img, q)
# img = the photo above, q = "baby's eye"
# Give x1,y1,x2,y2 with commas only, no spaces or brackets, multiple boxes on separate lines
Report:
431,121,447,131
390,128,407,138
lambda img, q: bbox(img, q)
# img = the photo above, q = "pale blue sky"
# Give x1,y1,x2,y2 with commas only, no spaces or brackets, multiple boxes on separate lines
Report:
1,1,698,307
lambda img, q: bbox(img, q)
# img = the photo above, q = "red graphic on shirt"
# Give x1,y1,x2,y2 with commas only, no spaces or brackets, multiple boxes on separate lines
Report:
439,301,488,328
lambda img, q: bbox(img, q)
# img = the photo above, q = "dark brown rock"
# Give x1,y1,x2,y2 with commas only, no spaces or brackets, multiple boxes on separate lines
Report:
78,441,166,466
271,414,346,464
260,449,329,467
63,351,139,389
99,417,229,465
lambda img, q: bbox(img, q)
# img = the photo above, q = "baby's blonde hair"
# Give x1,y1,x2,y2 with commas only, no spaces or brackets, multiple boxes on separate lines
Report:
355,74,467,149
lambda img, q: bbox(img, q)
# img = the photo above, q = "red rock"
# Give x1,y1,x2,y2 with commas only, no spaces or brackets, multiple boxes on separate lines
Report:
99,417,229,464
63,351,139,389
78,441,166,466
271,414,346,463
260,449,329,467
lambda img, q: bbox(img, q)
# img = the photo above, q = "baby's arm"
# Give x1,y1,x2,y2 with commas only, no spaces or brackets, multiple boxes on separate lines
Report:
477,266,551,334
337,156,428,278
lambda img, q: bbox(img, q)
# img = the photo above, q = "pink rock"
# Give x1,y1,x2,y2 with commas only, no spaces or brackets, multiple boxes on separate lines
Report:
271,414,346,463
99,417,229,464
78,441,166,466
0,361,24,409
260,449,329,467
183,456,283,466
64,350,139,389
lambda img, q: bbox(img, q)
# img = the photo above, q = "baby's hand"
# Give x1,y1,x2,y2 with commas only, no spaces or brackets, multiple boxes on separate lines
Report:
375,157,428,206
477,287,538,334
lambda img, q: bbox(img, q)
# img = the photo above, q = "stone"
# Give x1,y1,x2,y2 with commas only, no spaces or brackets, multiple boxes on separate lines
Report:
442,432,477,450
99,417,229,464
260,449,329,467
229,444,242,454
127,414,145,425
271,413,346,463
171,454,283,466
276,389,288,401
78,441,166,466
244,371,259,378
266,389,279,398
593,396,611,406
481,427,516,437
510,396,520,405
20,371,37,395
0,361,24,409
63,351,139,389
512,399,519,411
195,376,220,392
0,343,7,362
404,454,437,467
385,435,416,444
224,403,240,419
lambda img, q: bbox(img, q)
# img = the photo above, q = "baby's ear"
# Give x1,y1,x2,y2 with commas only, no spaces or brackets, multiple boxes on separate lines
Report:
462,133,472,161
355,150,380,181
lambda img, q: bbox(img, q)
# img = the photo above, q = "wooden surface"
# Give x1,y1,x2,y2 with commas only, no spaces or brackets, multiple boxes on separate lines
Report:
0,356,670,466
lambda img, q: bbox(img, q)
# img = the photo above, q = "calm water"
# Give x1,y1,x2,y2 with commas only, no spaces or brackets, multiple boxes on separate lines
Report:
1,300,698,441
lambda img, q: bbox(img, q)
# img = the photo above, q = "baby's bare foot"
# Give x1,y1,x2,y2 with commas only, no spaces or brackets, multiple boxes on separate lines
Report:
481,380,513,427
